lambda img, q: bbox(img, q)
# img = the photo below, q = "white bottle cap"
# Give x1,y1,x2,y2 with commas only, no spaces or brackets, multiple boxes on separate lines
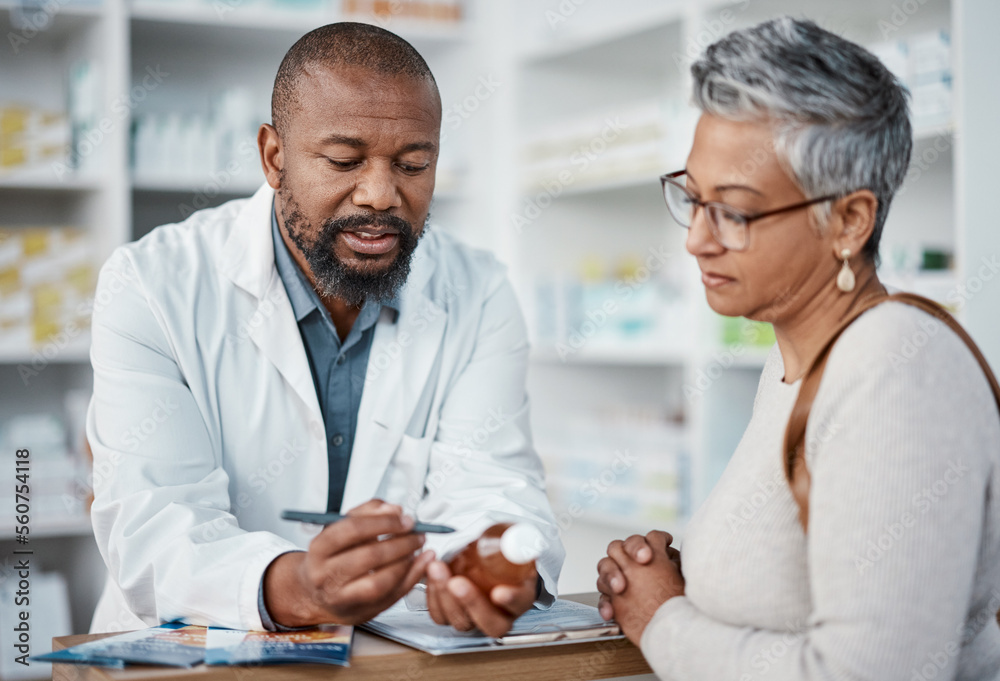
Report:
500,523,545,565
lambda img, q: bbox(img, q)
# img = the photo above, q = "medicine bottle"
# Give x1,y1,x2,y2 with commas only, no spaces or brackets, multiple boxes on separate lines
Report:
448,522,544,594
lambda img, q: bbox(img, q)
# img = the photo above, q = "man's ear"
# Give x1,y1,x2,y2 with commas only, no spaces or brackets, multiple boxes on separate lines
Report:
831,189,878,257
258,123,283,189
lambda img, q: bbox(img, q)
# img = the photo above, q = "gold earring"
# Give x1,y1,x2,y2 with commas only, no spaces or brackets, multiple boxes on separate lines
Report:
837,248,855,293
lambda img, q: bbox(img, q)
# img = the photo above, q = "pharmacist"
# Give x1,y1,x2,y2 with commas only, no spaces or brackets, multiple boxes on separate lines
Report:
86,22,563,637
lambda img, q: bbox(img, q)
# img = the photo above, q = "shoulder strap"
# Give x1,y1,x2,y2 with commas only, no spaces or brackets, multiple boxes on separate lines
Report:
782,292,1000,532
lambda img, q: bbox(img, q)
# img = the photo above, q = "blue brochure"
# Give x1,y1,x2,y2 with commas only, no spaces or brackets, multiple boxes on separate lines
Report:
37,621,354,669
35,622,206,668
205,624,353,666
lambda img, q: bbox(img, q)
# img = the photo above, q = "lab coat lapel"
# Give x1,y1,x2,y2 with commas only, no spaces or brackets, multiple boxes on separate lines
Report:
340,252,447,511
218,184,323,422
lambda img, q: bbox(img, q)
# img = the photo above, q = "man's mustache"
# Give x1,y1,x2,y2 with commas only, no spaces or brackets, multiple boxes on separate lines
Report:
320,213,414,238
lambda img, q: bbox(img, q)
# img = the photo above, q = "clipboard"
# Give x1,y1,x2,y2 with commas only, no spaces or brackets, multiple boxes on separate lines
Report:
361,598,625,655
496,622,621,645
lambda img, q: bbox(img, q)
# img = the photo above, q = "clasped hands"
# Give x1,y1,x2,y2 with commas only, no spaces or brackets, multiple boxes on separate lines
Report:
596,530,685,644
263,499,537,637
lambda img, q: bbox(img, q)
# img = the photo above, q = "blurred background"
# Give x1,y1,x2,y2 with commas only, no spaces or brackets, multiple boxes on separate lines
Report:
1,0,998,675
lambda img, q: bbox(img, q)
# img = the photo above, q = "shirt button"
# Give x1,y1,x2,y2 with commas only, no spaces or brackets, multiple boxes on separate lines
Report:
332,434,344,447
336,355,346,366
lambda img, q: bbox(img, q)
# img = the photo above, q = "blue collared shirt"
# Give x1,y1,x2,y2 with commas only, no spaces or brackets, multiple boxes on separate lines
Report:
270,203,399,512
258,204,398,631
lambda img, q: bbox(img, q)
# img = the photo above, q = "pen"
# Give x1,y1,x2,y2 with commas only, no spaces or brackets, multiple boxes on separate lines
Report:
281,510,456,534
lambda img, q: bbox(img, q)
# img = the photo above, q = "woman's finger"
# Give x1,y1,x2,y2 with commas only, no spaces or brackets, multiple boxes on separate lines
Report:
598,593,615,621
597,556,627,594
646,530,674,550
623,534,653,563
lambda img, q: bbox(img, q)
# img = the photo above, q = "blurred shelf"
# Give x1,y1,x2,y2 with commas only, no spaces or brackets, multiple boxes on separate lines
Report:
131,176,261,195
129,1,466,44
691,347,771,369
881,270,957,308
522,172,662,200
0,515,93,540
431,189,463,202
727,350,771,368
559,511,688,536
0,0,104,40
0,345,91,365
518,4,686,65
531,344,688,366
0,0,102,14
0,173,105,192
131,1,332,32
914,122,955,142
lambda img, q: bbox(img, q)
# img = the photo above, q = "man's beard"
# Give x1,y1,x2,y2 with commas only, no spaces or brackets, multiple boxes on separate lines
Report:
278,190,424,308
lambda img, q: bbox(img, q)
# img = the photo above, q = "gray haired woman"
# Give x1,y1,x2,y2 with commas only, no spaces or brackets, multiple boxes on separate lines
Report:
596,17,1000,681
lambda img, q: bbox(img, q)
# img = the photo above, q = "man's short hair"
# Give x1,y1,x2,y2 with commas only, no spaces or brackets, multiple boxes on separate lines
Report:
271,22,439,136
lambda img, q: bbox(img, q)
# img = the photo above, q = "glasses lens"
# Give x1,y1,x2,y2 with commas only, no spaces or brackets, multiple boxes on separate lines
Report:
664,179,695,227
706,205,749,250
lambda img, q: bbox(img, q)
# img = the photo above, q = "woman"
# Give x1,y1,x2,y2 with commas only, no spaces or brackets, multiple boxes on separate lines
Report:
596,17,1000,681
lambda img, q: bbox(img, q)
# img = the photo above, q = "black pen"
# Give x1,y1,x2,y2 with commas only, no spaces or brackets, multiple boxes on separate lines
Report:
281,509,455,533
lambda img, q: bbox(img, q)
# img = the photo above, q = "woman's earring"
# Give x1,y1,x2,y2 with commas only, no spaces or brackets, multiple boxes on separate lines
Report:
837,248,856,293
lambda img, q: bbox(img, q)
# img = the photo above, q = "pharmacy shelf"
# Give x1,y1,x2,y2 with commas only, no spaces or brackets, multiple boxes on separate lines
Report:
0,515,93,541
129,179,464,198
531,345,688,366
0,346,92,365
518,3,687,64
724,349,771,369
0,0,103,14
523,173,662,200
689,347,771,369
914,123,955,142
524,126,954,203
0,0,104,43
0,173,105,192
431,188,463,202
573,513,688,537
131,176,262,195
129,1,466,44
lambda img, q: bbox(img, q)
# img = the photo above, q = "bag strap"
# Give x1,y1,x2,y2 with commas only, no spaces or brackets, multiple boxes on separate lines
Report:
782,291,1000,532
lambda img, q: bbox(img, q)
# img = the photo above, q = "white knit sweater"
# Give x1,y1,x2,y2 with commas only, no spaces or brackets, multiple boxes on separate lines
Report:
641,302,1000,681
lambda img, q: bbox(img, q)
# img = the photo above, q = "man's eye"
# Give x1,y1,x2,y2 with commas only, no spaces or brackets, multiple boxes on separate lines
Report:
398,163,429,174
327,159,359,169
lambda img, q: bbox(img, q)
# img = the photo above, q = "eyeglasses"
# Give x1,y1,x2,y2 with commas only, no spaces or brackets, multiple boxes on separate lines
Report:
660,170,843,251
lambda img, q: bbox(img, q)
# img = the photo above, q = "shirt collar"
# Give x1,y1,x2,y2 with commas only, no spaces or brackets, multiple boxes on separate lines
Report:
271,201,400,323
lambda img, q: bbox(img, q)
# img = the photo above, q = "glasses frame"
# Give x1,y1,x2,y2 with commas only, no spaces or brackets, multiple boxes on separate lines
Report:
660,170,845,251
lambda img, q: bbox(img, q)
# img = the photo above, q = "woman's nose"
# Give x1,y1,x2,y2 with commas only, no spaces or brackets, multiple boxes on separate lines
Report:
685,207,726,257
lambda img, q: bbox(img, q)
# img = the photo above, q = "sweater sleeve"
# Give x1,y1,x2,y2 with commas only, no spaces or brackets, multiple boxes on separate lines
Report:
640,304,997,680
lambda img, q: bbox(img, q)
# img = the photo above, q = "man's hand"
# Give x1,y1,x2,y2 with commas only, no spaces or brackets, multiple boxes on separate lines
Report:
264,499,434,627
425,560,537,638
596,530,683,643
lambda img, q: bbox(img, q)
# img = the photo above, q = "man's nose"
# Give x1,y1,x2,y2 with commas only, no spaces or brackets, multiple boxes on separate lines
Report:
352,161,402,212
685,206,726,257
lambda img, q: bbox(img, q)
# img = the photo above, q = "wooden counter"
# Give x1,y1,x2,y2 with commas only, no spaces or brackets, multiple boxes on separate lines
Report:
51,594,652,681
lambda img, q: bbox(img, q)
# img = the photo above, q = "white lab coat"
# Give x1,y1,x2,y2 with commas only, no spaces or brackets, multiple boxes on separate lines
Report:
87,183,564,633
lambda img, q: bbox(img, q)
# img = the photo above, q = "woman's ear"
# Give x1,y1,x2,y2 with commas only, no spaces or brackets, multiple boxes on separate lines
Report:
831,189,879,257
258,123,283,189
